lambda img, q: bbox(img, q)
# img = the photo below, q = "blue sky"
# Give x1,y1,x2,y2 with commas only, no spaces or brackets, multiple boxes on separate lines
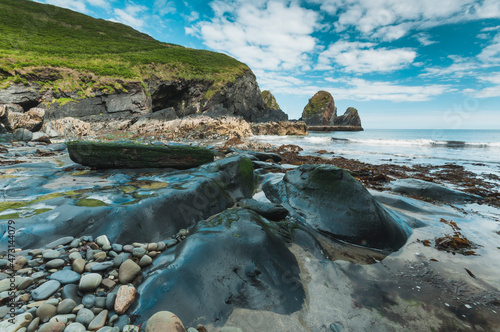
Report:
36,0,500,129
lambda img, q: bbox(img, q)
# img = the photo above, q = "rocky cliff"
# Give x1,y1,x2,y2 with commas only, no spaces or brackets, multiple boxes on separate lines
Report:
333,107,362,127
0,0,286,129
300,91,336,125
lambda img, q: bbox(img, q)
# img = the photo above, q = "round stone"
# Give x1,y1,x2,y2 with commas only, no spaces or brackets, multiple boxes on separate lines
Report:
93,252,107,262
79,273,102,292
72,258,86,274
36,304,57,322
27,316,40,332
32,280,61,301
145,311,186,332
75,308,94,326
88,309,108,331
95,235,111,248
50,270,80,284
46,259,65,269
65,322,87,332
94,297,106,308
118,259,141,284
156,241,166,251
82,294,96,308
139,255,152,267
112,244,123,253
146,243,157,251
122,245,134,253
132,247,146,258
38,321,65,332
91,261,114,272
114,285,136,315
62,284,81,304
57,298,77,314
106,292,117,310
69,252,82,261
18,277,34,290
43,250,61,260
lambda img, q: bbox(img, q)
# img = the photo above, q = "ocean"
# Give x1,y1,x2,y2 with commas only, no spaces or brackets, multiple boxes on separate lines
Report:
251,129,500,176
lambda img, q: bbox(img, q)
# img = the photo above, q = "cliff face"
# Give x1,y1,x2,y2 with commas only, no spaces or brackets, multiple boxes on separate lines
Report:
301,91,336,125
0,70,286,125
333,107,362,127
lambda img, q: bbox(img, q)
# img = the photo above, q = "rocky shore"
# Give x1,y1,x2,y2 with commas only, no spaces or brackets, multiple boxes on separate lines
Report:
1,137,499,331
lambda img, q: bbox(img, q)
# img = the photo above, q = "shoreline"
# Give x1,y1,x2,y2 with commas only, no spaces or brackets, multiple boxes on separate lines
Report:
0,137,499,331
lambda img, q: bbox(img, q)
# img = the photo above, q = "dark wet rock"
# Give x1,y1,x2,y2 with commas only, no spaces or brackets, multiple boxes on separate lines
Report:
131,208,304,327
251,160,284,172
237,199,288,221
57,299,77,314
228,149,281,162
50,270,81,284
1,156,254,250
91,262,114,272
390,178,483,203
263,164,410,251
62,284,82,304
32,280,61,300
44,236,74,249
0,83,41,110
82,294,96,308
67,141,214,169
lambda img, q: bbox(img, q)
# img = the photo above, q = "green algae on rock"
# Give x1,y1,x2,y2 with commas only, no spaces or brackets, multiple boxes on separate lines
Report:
67,141,214,169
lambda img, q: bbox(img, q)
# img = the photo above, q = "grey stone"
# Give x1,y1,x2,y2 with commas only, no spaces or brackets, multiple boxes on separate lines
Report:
62,284,81,304
391,178,483,203
43,250,61,260
46,259,65,269
48,313,76,324
69,252,82,261
27,316,40,332
44,237,74,249
90,261,114,272
57,298,77,314
118,260,141,284
106,292,116,311
112,244,123,253
32,280,61,301
70,239,81,248
65,322,87,332
97,327,119,332
132,247,146,258
50,270,81,284
13,128,33,141
17,277,34,290
88,309,108,331
82,294,96,308
79,273,102,292
36,304,57,322
75,308,94,326
95,235,111,248
139,255,152,267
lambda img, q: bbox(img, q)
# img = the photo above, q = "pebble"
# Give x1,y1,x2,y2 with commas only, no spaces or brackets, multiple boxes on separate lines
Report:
96,235,111,248
79,273,102,292
132,248,146,258
146,243,157,251
164,239,176,248
38,321,65,332
31,272,47,280
220,327,244,332
109,314,118,325
106,292,116,311
94,252,107,262
122,245,134,253
72,258,86,274
0,313,33,332
91,262,114,272
123,326,139,332
62,284,81,304
144,311,185,332
156,241,166,251
26,316,40,332
101,278,116,291
46,259,65,269
65,322,87,332
36,304,57,322
82,294,96,308
69,252,82,261
13,256,28,271
48,313,76,324
118,260,141,284
18,277,34,290
50,270,81,284
95,297,106,308
57,298,76,314
139,255,152,267
43,250,61,260
75,308,95,326
44,237,74,249
46,298,60,306
88,309,108,331
32,280,61,301
70,239,81,248
97,327,119,332
112,244,123,253
114,285,135,314
86,250,101,261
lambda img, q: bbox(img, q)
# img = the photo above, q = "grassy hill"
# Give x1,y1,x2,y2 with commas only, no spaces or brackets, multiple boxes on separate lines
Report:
0,0,249,97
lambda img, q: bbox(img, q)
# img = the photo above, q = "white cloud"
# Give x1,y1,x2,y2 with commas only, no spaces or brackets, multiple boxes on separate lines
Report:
188,0,319,70
308,0,500,41
317,41,416,73
421,56,479,78
270,77,452,102
154,0,176,16
414,32,437,46
86,0,111,11
465,73,500,98
183,11,200,22
478,31,500,64
112,5,148,29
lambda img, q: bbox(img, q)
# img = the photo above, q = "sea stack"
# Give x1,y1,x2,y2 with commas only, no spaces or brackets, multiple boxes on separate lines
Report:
300,91,336,125
333,107,362,128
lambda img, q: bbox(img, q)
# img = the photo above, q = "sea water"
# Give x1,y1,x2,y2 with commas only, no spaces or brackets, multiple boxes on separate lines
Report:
252,129,500,176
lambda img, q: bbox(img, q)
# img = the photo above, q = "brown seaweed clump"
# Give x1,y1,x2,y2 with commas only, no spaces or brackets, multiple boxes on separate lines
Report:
421,218,479,256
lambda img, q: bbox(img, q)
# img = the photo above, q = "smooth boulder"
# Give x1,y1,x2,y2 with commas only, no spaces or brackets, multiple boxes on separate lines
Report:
263,164,410,251
67,141,215,169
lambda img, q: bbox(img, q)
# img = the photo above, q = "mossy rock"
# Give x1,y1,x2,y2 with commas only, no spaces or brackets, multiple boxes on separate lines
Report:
76,198,109,207
67,141,215,169
301,91,336,125
262,90,280,110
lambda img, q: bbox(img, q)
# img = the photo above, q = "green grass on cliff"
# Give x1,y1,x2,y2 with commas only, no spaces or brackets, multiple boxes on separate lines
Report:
0,0,249,97
303,90,333,117
262,90,280,110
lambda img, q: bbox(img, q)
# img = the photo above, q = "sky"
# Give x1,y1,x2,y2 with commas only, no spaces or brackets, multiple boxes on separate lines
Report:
35,0,500,129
